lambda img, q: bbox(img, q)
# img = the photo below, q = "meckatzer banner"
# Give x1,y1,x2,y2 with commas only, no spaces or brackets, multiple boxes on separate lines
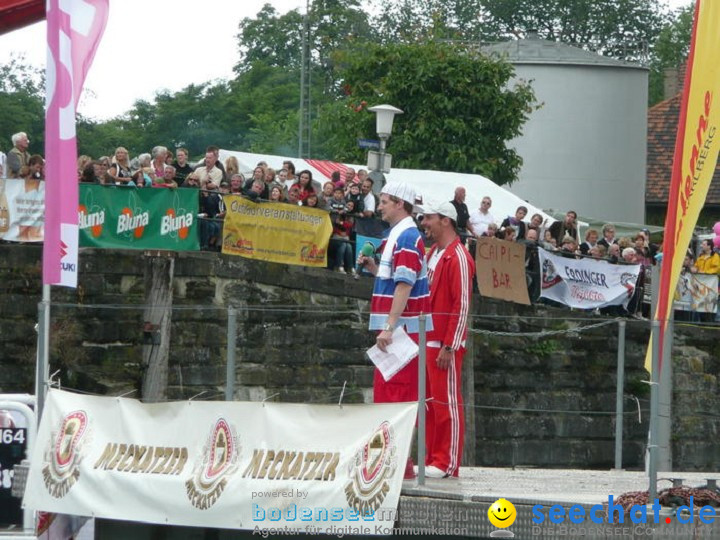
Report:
23,390,415,533
538,248,641,309
78,185,199,251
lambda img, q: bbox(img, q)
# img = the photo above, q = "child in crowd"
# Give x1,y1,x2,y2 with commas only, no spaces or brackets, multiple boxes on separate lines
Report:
303,194,320,208
328,187,347,214
345,182,364,215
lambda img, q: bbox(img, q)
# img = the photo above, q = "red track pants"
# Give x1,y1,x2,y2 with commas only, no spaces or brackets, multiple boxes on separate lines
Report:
425,345,465,477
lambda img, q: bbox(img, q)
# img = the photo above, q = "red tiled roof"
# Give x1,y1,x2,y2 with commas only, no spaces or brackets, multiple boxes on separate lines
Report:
646,93,720,204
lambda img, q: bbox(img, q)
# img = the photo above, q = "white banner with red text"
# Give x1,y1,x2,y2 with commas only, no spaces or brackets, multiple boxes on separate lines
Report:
539,248,641,309
0,178,45,242
23,390,415,533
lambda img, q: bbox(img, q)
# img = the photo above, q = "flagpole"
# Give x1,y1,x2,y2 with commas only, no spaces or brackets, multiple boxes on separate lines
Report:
35,284,51,420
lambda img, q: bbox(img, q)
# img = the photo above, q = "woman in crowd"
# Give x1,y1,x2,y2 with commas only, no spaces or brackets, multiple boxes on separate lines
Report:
77,155,92,182
269,185,285,203
303,193,320,208
151,146,168,178
580,228,599,256
109,147,132,183
503,225,516,242
634,232,653,268
229,174,244,194
225,156,240,179
294,170,316,202
265,167,276,185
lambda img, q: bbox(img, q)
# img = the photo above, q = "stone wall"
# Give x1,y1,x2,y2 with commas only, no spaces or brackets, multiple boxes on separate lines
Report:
1,244,719,470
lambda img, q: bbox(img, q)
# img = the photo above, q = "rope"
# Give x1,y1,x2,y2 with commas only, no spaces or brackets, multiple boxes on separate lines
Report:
468,318,618,338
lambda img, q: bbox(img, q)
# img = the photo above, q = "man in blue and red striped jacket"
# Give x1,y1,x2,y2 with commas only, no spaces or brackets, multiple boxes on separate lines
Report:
358,182,432,405
420,200,474,478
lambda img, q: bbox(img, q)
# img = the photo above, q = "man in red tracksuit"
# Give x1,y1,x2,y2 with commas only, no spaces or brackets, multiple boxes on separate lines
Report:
420,200,475,478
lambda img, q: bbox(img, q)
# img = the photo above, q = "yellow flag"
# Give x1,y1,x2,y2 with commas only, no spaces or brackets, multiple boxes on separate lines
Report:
647,0,720,372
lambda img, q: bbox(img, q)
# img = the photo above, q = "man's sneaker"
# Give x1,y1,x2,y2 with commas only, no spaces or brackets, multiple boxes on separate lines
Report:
424,465,450,478
413,464,449,478
337,268,346,274
351,268,359,280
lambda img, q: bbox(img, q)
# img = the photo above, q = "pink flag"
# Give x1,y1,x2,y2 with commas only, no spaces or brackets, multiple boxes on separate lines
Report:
43,0,109,287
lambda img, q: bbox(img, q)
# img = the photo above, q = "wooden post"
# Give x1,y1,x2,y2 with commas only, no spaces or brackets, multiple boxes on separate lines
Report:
141,252,175,402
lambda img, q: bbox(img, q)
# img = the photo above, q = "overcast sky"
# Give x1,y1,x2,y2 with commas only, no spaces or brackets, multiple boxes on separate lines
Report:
0,0,692,121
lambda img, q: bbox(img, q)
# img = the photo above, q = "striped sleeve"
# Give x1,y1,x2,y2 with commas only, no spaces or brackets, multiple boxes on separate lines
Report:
392,231,424,286
446,245,473,350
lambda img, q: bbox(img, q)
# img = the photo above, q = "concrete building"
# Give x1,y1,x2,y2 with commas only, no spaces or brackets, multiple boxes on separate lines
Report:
483,36,648,223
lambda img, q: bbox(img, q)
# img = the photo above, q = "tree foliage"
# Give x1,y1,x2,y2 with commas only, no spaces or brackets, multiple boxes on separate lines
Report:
317,41,536,185
476,0,666,61
0,56,45,154
648,4,693,105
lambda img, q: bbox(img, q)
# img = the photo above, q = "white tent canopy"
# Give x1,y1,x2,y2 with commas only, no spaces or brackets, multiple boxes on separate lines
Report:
220,150,555,229
219,149,556,227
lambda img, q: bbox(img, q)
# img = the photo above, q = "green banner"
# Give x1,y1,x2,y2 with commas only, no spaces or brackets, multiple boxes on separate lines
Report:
79,185,199,250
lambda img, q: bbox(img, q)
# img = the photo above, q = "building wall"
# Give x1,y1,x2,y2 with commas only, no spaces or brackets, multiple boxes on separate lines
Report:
508,64,648,223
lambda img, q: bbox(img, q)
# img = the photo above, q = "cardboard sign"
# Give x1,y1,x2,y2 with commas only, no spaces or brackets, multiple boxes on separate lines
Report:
475,237,530,305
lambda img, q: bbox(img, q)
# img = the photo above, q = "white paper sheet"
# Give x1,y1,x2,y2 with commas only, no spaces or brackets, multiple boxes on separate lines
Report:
366,326,419,382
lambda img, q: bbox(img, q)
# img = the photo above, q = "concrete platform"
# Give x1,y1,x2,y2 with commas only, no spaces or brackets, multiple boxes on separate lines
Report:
397,467,720,538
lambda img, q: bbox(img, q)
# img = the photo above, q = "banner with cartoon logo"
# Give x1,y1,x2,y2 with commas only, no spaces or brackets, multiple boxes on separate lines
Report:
78,185,199,250
0,178,45,242
23,389,416,532
674,272,718,313
222,196,332,267
538,248,641,309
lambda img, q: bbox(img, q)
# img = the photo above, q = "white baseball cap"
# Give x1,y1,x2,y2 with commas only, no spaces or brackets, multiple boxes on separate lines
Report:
419,200,458,222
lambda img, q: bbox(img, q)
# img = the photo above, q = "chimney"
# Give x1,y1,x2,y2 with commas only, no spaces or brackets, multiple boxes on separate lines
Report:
663,62,687,99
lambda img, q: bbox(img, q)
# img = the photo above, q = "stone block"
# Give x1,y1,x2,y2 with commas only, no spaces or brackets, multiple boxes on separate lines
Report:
237,364,268,386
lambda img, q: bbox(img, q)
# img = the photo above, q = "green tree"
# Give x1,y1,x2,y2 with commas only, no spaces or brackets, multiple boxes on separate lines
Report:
477,0,667,61
0,55,45,154
372,0,488,43
316,41,536,185
648,4,693,105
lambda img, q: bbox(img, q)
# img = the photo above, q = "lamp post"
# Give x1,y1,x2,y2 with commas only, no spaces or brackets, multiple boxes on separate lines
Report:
367,104,403,192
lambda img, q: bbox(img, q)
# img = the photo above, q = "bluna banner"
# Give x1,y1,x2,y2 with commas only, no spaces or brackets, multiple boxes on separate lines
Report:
78,185,199,250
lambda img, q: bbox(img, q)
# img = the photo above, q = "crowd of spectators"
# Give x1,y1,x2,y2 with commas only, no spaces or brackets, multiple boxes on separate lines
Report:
5,131,719,318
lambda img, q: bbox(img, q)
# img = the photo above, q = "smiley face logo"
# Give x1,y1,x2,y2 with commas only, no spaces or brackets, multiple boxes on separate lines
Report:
488,498,517,529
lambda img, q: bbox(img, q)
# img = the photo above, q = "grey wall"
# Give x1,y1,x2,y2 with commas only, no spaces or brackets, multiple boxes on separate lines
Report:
2,245,719,470
508,64,648,223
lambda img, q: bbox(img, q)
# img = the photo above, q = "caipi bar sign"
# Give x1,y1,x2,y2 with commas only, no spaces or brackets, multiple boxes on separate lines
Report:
23,390,415,532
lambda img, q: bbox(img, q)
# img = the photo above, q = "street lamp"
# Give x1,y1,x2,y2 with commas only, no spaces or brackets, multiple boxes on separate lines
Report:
367,104,403,192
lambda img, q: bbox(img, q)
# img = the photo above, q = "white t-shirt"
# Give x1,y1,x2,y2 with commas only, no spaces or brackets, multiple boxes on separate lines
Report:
468,209,496,237
363,192,376,213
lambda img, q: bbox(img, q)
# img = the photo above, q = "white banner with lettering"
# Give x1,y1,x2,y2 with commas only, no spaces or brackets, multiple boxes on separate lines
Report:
538,248,641,309
0,178,45,242
23,390,416,533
